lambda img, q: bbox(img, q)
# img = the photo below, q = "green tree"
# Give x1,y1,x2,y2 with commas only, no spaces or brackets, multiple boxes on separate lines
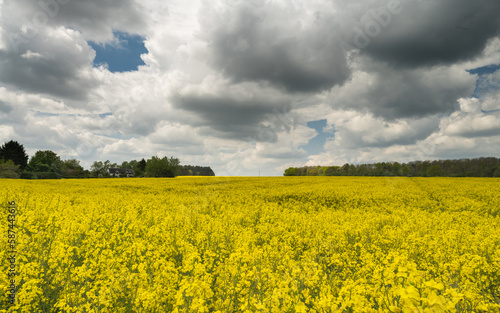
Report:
90,160,116,177
392,162,401,175
401,165,410,176
427,165,443,177
145,156,180,177
494,167,500,177
27,150,63,174
0,140,28,170
62,159,84,177
0,160,20,178
341,163,350,175
308,168,318,176
128,160,138,169
284,167,298,176
348,164,357,176
127,160,144,177
325,166,340,176
133,158,147,177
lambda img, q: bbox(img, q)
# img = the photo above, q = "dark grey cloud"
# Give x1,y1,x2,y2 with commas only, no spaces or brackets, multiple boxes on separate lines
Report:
354,0,500,68
55,0,147,41
329,62,476,119
201,1,350,93
1,0,147,43
0,33,99,101
366,71,473,119
173,93,291,140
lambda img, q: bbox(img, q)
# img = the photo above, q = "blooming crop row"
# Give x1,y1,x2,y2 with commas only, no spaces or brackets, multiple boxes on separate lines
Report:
1,177,499,312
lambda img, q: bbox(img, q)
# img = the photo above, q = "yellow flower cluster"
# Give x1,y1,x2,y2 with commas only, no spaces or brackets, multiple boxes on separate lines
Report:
1,177,499,312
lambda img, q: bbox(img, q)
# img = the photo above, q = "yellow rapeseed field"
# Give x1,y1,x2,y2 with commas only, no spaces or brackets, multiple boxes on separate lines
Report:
1,177,499,312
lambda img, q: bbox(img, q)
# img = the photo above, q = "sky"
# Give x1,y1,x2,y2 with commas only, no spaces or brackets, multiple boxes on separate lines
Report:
0,0,500,176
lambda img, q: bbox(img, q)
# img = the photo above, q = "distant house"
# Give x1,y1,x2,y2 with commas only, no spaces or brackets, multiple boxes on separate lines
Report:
108,168,134,177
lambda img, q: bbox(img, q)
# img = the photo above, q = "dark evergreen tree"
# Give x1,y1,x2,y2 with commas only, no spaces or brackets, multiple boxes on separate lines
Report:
0,140,28,170
138,158,147,171
179,165,215,176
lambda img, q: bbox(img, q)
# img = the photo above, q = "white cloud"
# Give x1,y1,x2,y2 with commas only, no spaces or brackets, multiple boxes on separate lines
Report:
0,0,499,176
443,98,500,138
323,110,439,148
20,50,43,59
149,122,204,147
0,125,14,142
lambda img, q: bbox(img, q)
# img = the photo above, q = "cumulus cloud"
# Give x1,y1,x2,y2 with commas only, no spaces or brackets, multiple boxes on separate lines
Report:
347,0,500,68
0,26,100,101
443,98,500,138
0,125,14,143
200,0,350,93
326,110,439,148
326,63,476,119
149,122,204,147
0,0,499,175
171,76,297,141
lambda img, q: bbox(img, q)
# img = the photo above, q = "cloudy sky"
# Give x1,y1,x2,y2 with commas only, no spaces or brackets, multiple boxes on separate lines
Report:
1,0,500,176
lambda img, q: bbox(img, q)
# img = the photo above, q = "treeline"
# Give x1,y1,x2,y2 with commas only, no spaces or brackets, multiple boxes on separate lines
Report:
179,165,215,176
284,157,500,177
0,140,215,179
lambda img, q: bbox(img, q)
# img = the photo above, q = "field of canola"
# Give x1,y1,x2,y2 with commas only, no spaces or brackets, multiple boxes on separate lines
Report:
1,177,500,312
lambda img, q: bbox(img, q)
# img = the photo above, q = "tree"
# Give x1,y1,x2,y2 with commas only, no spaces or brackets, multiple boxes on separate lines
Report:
62,159,84,177
179,165,215,176
145,156,180,177
0,140,28,170
283,157,500,178
90,160,115,177
427,165,443,177
401,165,410,176
348,164,357,176
129,158,147,177
284,167,298,176
0,160,20,178
392,162,401,175
138,158,147,171
494,166,500,177
342,163,350,175
325,166,340,176
27,150,63,174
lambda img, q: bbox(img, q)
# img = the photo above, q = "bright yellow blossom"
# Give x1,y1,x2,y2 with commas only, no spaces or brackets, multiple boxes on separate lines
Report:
0,177,499,312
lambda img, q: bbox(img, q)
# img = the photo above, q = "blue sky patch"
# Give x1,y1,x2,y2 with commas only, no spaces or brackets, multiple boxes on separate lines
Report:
468,63,500,98
89,31,147,72
300,119,335,155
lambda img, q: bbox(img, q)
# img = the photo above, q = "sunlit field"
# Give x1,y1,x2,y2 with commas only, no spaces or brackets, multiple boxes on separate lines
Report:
1,177,499,312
